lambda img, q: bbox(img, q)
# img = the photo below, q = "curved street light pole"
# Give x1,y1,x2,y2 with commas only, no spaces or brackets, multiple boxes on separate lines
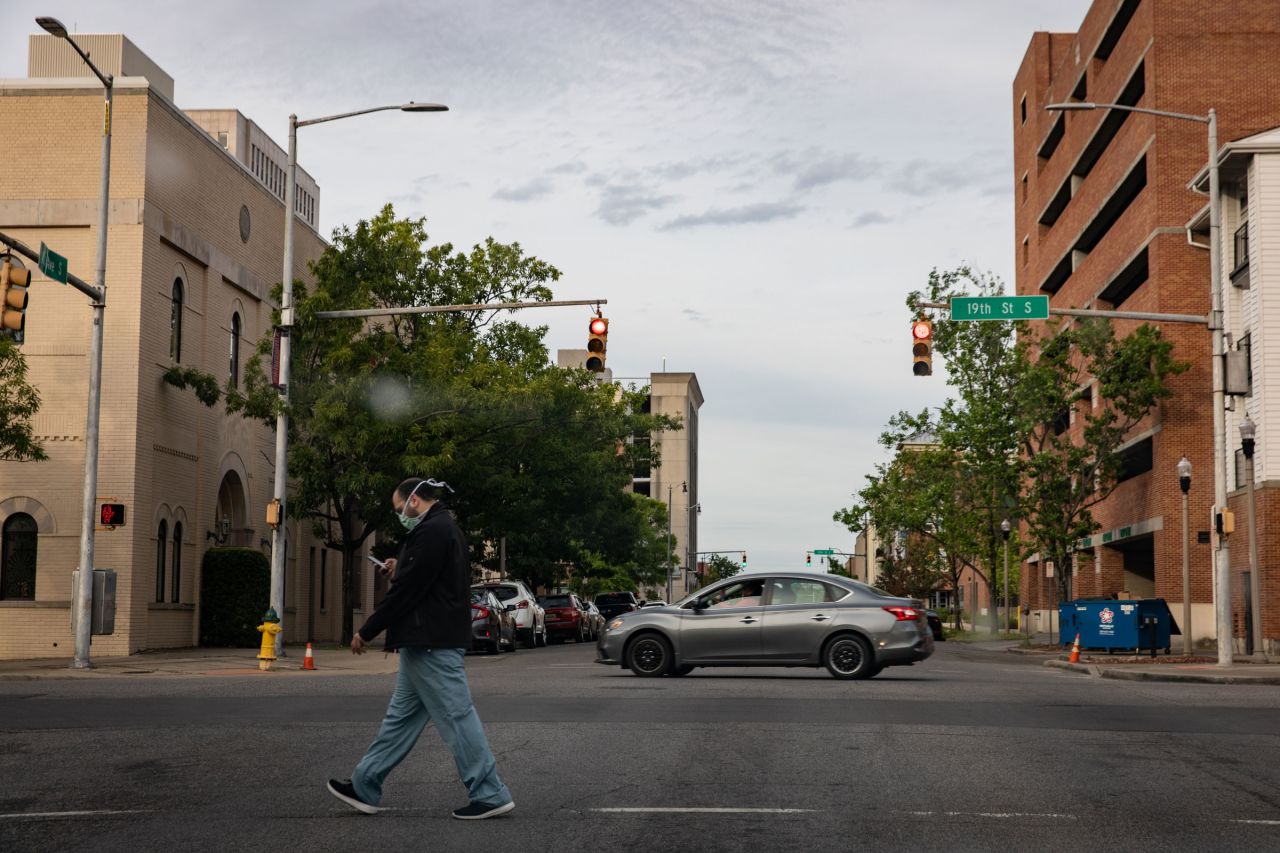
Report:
270,102,447,654
1047,101,1229,666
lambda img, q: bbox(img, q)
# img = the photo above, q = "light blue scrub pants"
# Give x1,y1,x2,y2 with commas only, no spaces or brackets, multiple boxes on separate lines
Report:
352,647,510,807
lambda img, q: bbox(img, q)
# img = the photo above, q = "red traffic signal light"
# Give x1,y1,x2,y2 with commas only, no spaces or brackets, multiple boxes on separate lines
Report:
99,503,126,527
912,320,933,377
586,316,609,372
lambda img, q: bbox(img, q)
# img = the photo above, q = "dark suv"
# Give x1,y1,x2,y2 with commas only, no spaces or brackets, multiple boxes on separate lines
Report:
594,591,639,621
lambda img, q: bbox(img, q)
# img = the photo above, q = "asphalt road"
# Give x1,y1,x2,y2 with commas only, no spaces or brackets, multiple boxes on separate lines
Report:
3,641,1280,852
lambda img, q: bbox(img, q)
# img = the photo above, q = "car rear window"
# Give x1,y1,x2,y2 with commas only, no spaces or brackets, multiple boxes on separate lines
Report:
470,591,489,604
484,586,520,601
595,593,635,604
540,595,573,607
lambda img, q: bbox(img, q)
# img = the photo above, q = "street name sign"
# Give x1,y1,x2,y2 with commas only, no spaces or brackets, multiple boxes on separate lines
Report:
39,242,68,284
950,295,1048,321
813,548,835,555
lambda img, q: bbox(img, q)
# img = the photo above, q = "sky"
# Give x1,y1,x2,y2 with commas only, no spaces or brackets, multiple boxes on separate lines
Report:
3,0,1091,570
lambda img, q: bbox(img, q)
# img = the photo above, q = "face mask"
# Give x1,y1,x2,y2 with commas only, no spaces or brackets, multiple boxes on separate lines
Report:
397,482,425,532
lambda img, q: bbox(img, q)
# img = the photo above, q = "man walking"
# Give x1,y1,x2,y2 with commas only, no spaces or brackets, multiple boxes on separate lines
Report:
327,477,514,820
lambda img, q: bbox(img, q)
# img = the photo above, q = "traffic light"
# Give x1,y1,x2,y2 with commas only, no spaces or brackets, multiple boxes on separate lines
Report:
741,551,747,568
99,503,126,527
1,256,31,343
912,319,933,376
586,315,608,372
805,551,811,566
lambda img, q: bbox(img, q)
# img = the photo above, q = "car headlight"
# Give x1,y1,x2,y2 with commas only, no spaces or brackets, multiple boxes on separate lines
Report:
608,619,626,631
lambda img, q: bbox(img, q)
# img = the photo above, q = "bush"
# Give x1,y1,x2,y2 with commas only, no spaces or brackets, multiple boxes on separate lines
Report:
199,547,271,647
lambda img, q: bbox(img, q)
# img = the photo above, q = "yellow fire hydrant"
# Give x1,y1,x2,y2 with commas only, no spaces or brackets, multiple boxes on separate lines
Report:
256,608,283,671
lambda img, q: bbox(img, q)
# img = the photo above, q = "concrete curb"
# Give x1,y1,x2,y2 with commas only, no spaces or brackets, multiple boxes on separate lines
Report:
1042,658,1280,685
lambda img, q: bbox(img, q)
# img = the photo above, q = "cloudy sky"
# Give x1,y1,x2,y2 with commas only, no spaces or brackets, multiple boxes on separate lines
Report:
4,0,1090,570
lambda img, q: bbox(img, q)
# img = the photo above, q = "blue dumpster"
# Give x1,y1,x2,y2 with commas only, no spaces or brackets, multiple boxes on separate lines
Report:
1058,599,1178,654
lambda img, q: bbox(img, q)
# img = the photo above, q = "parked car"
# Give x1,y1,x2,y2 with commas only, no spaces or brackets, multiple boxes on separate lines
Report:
582,601,606,640
539,593,589,643
596,572,934,679
925,609,945,642
470,589,518,655
473,581,546,647
594,591,640,621
641,600,667,608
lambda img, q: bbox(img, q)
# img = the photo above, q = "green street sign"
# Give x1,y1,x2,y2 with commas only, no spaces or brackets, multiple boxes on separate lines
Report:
950,295,1048,321
813,548,835,555
39,242,68,285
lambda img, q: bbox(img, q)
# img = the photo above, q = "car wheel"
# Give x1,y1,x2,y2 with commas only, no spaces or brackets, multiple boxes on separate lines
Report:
505,628,517,652
822,634,876,680
668,664,694,677
626,634,673,677
536,624,548,647
487,637,501,655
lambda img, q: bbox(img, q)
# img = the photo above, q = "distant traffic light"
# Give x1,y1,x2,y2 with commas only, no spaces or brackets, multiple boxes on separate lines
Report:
741,551,747,568
586,315,608,372
805,551,811,566
912,320,933,376
1,256,31,343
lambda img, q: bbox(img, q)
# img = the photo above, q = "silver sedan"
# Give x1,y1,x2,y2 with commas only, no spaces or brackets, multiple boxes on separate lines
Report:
596,572,934,679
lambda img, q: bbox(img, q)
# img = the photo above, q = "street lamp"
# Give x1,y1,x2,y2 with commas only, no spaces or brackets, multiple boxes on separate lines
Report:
1178,456,1193,656
269,101,447,653
1240,416,1263,658
1047,100,1231,667
1000,518,1011,634
38,16,113,670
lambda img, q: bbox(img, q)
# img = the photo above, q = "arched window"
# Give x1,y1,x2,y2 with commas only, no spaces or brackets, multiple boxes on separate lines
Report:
170,279,184,362
155,520,168,603
171,522,183,604
229,313,242,388
1,513,38,600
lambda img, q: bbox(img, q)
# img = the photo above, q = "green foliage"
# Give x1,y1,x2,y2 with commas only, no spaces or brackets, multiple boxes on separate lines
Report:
702,553,741,585
0,336,47,462
226,205,680,639
839,265,1183,618
198,547,270,647
163,365,222,407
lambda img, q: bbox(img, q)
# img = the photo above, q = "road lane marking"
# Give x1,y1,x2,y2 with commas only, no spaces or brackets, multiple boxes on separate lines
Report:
1229,819,1280,825
904,811,1076,820
0,810,151,820
591,808,817,814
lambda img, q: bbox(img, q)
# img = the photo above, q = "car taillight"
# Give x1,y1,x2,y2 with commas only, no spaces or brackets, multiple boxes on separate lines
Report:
518,600,529,609
883,606,919,621
472,607,489,621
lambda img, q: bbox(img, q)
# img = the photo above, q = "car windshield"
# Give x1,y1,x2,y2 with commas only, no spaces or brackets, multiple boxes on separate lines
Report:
540,596,573,607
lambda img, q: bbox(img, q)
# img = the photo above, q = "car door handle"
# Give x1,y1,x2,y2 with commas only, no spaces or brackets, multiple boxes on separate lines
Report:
809,614,830,622
739,617,758,624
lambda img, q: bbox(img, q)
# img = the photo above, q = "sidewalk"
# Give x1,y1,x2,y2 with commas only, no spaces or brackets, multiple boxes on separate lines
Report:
0,645,400,681
1044,657,1280,685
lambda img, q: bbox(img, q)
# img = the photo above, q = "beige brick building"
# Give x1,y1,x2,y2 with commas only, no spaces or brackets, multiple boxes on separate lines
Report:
0,34,359,660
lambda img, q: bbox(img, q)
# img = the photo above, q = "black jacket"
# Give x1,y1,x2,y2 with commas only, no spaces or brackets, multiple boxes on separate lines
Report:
357,503,472,651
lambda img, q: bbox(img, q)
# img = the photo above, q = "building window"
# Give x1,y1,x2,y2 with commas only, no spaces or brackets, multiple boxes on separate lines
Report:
1021,237,1029,267
1020,95,1027,125
217,131,228,149
155,520,168,603
1115,436,1154,484
229,312,242,388
171,522,182,604
170,279,185,362
1021,174,1028,203
0,513,38,600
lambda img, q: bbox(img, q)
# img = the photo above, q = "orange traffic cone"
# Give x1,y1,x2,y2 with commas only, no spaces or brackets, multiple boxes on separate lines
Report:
1068,633,1081,664
302,642,317,671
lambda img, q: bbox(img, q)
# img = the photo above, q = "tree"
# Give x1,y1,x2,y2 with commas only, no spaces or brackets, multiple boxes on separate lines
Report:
702,554,741,585
1016,319,1186,601
905,268,1027,628
228,205,678,640
0,337,47,462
